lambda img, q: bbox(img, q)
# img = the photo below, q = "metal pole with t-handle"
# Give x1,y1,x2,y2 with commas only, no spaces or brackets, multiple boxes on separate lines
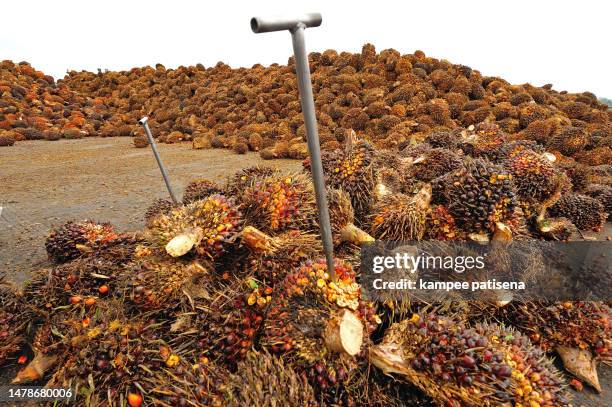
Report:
138,116,179,204
250,13,336,280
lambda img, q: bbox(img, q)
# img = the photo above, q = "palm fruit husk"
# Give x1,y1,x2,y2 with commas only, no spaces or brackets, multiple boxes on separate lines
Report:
241,172,317,232
370,312,571,406
146,194,242,259
370,184,432,241
490,300,611,391
548,193,607,231
45,220,120,263
182,178,223,204
144,198,179,225
0,279,29,366
319,136,378,222
443,157,518,234
241,226,321,285
224,165,278,199
262,258,380,404
226,351,318,407
167,276,271,370
327,188,374,246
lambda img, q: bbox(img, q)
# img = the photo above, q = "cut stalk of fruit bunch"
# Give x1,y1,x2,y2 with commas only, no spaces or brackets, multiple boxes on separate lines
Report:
146,194,242,259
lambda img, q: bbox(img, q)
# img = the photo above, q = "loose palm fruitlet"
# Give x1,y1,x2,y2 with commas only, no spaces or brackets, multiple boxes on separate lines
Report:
227,351,319,407
241,173,317,232
0,280,29,366
370,312,570,406
146,194,242,258
45,220,120,263
442,158,518,234
548,193,607,231
182,178,223,204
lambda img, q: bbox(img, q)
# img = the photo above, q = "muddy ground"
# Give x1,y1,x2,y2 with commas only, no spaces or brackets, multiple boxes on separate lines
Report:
0,138,609,405
0,137,300,284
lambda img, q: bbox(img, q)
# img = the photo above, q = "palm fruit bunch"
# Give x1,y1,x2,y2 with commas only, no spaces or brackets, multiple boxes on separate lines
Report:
225,165,278,198
45,220,120,263
584,184,611,219
370,184,432,241
442,158,518,234
370,312,570,406
226,351,319,407
499,139,545,161
548,194,607,231
146,194,242,258
175,277,271,369
144,198,178,225
547,126,588,157
327,188,374,246
505,149,566,203
491,301,611,392
241,173,317,232
0,281,29,366
426,204,461,240
262,258,380,404
241,226,321,285
40,312,169,406
182,178,223,204
25,235,142,316
320,139,378,221
460,123,509,162
120,256,212,313
407,147,462,182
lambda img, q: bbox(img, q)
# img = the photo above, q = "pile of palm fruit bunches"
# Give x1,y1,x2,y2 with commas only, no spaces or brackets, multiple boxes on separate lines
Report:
1,126,610,407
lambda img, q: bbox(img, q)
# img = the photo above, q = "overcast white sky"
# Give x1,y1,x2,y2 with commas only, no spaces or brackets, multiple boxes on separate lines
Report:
1,1,610,96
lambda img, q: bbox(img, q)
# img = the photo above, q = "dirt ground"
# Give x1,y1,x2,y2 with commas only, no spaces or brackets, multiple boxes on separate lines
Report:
0,137,609,405
0,137,300,284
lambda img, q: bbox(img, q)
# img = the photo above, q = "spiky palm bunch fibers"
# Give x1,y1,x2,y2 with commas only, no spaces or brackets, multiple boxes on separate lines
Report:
548,194,607,231
370,312,570,406
225,165,278,198
227,351,318,407
0,281,28,366
241,173,317,232
147,194,242,258
443,158,517,234
45,220,119,263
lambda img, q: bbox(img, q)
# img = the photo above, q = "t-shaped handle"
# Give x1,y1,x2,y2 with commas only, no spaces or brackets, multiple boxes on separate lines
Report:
250,13,322,33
